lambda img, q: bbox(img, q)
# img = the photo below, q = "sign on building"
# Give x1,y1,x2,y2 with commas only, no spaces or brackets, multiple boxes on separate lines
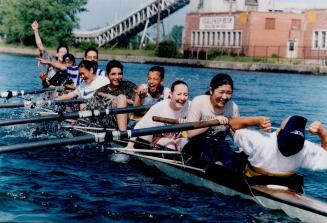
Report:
199,16,235,30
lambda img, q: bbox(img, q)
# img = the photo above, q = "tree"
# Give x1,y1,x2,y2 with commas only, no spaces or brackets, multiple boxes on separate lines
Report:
156,39,178,58
168,25,183,48
0,0,87,46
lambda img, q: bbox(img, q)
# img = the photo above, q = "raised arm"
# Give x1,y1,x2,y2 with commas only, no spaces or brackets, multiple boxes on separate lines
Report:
38,58,67,71
31,21,45,53
229,116,272,132
307,121,327,150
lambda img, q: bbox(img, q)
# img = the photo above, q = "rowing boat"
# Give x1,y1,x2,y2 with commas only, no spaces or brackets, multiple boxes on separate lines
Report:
119,148,327,223
1,98,327,222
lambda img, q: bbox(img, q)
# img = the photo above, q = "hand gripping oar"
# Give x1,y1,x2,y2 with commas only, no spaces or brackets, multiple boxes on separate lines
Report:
0,98,88,109
0,119,223,153
0,87,63,99
0,105,151,126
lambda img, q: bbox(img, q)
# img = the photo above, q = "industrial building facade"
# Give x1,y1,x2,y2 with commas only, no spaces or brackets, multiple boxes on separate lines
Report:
183,0,327,60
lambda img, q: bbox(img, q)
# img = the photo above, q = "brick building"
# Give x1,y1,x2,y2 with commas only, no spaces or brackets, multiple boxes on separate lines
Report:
183,0,327,60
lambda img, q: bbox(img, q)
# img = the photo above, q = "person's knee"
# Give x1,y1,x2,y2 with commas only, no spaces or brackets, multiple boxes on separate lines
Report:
117,94,127,107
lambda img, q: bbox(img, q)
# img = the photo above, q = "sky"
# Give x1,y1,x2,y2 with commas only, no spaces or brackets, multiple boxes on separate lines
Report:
77,0,327,32
77,0,187,34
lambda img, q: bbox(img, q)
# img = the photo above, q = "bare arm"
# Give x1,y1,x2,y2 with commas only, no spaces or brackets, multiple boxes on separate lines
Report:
56,91,77,100
133,85,147,107
307,121,327,150
187,116,229,138
31,21,45,53
38,58,67,71
229,116,272,132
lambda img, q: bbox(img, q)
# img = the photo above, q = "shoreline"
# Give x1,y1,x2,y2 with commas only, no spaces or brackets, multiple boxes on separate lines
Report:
1,46,327,75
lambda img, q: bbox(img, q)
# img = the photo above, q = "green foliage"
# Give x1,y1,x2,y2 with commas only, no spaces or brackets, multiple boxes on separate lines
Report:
78,40,98,51
144,43,156,51
156,39,178,58
168,25,183,48
0,0,87,46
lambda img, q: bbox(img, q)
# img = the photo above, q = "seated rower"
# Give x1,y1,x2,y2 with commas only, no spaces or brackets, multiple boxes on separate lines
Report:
126,80,190,151
39,53,79,90
83,47,106,77
230,115,327,191
56,60,109,100
133,65,170,107
95,60,137,131
182,73,239,167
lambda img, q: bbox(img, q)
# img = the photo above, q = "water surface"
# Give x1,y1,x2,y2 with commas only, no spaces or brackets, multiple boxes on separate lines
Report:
0,53,327,222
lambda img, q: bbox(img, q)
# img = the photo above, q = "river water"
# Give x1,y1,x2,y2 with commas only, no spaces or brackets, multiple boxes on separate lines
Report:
0,53,326,222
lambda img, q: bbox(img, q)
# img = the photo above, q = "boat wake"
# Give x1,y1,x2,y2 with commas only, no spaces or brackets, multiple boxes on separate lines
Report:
110,151,131,163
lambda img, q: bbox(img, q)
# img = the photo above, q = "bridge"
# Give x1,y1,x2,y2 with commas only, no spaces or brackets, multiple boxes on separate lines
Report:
74,0,190,47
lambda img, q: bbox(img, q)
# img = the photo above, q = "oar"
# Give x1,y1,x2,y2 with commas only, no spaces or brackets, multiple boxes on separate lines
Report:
152,116,180,124
0,119,222,153
0,105,151,126
0,98,88,109
0,87,63,99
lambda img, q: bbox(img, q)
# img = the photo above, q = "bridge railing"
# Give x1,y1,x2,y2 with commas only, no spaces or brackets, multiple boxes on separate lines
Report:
74,0,189,47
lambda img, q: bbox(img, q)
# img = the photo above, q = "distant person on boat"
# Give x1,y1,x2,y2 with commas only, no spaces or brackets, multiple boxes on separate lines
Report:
56,60,109,100
133,66,170,107
182,73,239,167
83,47,105,77
38,53,78,89
230,115,327,178
95,60,137,131
126,80,190,151
31,21,69,88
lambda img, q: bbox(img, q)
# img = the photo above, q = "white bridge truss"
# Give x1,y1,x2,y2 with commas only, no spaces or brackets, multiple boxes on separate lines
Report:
74,0,190,47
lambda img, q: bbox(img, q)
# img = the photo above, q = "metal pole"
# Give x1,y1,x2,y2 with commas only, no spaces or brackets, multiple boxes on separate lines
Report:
156,0,161,48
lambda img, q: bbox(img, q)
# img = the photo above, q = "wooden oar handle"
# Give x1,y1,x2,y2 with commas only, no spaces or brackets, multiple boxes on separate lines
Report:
152,116,222,127
152,116,180,124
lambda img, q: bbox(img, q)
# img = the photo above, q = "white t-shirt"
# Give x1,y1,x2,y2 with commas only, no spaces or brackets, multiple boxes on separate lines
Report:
135,99,191,141
74,76,109,99
187,95,240,136
234,129,327,174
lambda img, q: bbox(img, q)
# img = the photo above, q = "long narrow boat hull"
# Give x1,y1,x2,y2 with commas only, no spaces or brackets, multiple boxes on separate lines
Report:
137,155,327,223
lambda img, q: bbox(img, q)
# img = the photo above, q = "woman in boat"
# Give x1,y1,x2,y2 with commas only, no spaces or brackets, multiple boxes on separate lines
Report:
127,80,190,151
133,65,170,107
56,60,109,100
183,73,239,167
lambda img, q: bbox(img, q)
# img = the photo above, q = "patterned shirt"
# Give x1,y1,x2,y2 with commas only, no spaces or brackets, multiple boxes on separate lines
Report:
96,80,137,100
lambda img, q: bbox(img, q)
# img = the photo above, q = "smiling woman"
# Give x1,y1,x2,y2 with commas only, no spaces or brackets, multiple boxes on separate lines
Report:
126,80,191,151
184,73,239,167
56,60,109,100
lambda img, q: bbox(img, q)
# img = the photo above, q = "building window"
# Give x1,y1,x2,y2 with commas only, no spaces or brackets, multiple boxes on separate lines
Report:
265,18,276,30
312,30,327,49
291,19,301,30
192,32,195,46
202,31,206,46
197,0,204,10
191,30,242,48
323,31,326,48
